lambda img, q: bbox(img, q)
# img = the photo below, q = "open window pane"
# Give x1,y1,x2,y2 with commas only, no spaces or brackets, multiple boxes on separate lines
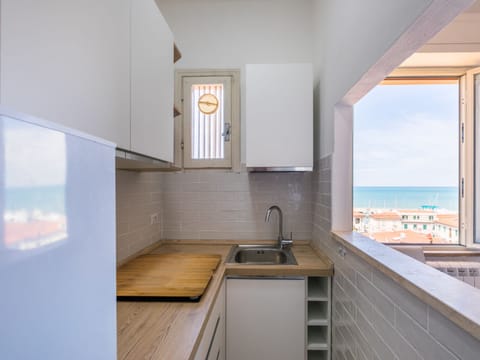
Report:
475,73,480,243
353,82,459,244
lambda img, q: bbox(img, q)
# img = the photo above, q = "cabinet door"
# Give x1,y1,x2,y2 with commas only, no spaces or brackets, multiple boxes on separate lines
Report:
226,278,305,360
131,0,174,161
0,0,131,148
245,63,313,169
194,281,225,360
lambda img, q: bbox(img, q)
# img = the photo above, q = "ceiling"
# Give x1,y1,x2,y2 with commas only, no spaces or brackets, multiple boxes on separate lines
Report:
465,0,480,13
399,0,480,68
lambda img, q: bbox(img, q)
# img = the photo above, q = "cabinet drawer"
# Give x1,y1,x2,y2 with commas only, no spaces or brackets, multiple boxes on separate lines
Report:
206,311,225,360
194,281,225,360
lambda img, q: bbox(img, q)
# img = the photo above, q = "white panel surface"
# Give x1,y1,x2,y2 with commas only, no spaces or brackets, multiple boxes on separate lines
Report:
0,110,116,359
246,63,313,168
226,278,305,360
131,0,174,161
156,0,314,163
0,0,131,149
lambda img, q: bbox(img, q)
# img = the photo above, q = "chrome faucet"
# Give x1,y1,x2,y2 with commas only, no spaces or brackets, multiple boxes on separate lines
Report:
265,205,293,249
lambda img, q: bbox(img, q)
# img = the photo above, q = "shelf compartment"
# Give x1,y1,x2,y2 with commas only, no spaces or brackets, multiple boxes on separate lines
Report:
307,301,328,325
307,277,329,300
307,326,328,350
307,350,328,360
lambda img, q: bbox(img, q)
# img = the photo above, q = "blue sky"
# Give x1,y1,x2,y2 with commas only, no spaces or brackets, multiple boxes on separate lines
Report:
354,83,459,187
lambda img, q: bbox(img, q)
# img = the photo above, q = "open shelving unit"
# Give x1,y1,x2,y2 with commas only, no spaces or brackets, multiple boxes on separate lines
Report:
306,276,331,360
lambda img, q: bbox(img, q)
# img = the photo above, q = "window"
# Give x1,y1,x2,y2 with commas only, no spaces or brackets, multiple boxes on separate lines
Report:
174,70,240,170
353,78,460,245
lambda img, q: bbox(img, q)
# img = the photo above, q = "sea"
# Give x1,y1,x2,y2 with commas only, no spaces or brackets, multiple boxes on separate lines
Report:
4,185,65,213
354,186,458,212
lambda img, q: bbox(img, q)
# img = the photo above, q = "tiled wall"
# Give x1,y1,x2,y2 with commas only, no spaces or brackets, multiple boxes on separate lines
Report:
116,170,313,262
161,171,313,241
116,170,163,262
311,155,480,360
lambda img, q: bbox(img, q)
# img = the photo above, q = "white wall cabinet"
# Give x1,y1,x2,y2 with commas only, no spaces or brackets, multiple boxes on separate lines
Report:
245,63,313,170
0,0,131,149
1,0,175,162
226,277,305,360
194,281,225,360
131,0,174,161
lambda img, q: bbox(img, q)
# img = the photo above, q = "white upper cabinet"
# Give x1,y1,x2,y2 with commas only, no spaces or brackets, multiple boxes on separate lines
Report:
1,0,176,162
245,63,313,170
130,0,174,161
0,0,131,149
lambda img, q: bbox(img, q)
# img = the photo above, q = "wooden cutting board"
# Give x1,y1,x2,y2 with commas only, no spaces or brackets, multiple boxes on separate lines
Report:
117,253,221,299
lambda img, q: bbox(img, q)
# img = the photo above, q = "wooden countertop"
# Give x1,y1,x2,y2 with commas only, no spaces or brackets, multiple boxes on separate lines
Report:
117,242,332,360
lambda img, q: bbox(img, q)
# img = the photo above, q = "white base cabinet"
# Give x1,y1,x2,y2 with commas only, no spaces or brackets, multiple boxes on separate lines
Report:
194,281,225,360
226,277,305,360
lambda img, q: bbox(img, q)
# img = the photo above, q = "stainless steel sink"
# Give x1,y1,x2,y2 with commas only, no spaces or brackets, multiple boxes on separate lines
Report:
226,245,297,265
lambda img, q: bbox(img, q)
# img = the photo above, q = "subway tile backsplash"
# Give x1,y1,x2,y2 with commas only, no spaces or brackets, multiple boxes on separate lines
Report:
161,171,313,241
116,169,313,262
116,170,163,262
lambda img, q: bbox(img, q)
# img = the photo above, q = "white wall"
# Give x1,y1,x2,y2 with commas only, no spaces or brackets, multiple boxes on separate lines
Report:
312,0,473,230
157,0,313,68
156,0,314,162
312,0,434,158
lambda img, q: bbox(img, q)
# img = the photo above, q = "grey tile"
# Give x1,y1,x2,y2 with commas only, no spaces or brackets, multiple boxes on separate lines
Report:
356,273,394,325
369,305,419,360
396,308,459,360
355,286,374,320
428,306,480,360
373,269,428,328
356,308,396,360
353,324,374,360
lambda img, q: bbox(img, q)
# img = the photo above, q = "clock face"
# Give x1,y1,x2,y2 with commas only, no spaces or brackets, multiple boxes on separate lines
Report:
198,93,219,115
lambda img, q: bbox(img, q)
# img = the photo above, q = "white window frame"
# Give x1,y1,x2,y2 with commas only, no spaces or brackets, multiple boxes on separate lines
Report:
174,69,241,171
356,68,479,247
462,66,480,248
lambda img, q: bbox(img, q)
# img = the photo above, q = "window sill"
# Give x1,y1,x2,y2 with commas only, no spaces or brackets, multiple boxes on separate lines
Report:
332,231,480,342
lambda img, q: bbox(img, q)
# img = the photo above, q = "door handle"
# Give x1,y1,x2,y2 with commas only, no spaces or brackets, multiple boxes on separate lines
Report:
222,123,231,142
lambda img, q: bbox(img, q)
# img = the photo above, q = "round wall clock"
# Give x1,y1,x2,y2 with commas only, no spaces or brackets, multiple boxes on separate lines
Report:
198,93,219,115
